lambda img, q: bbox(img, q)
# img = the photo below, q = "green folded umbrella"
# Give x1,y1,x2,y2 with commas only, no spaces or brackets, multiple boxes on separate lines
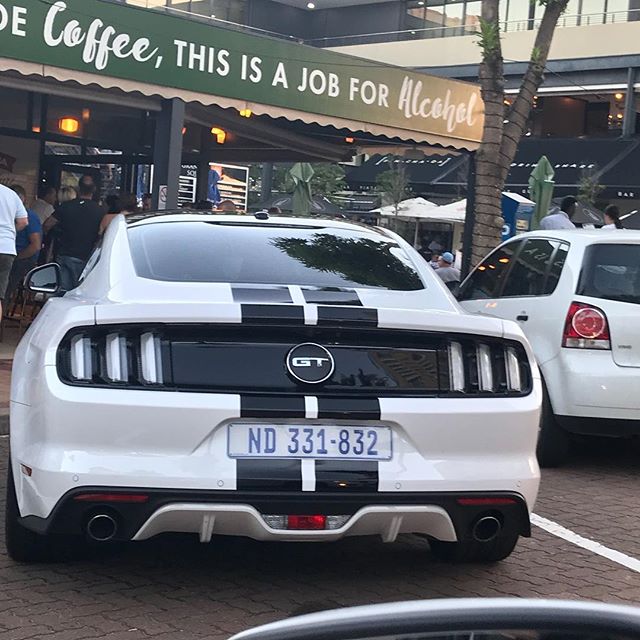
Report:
290,163,315,217
529,155,555,231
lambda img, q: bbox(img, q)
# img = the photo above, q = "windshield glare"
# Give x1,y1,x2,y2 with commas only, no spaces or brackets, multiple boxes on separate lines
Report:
127,221,425,291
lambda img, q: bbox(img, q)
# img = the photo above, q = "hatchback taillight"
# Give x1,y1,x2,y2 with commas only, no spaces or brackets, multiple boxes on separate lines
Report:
563,302,611,350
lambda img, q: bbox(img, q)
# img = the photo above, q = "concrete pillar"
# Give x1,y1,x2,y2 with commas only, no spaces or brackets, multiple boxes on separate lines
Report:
622,67,637,138
152,98,185,210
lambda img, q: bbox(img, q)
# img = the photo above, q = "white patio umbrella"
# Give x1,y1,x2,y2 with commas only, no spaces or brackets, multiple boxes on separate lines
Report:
433,198,467,223
373,197,440,219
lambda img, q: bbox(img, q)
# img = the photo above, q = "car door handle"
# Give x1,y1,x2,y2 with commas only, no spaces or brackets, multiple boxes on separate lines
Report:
516,314,529,322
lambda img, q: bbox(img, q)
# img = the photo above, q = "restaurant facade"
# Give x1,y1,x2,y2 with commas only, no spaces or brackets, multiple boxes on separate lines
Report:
0,0,484,209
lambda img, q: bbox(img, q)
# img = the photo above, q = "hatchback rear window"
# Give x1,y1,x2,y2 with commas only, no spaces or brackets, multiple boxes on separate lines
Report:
577,244,640,305
128,221,424,291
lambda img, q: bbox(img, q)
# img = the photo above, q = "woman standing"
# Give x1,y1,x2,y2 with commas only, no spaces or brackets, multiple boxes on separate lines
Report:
603,205,624,229
99,192,139,235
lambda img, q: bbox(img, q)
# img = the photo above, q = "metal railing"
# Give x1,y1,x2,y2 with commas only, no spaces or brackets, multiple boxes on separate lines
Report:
106,3,640,48
308,9,640,48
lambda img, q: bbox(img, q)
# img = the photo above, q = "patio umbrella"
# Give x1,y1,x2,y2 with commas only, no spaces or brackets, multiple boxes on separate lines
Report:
289,163,314,217
529,155,555,230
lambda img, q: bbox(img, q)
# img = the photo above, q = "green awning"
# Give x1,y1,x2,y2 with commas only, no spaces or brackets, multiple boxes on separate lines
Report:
0,0,484,151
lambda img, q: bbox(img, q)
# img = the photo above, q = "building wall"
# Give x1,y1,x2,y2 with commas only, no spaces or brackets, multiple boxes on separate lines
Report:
330,21,640,68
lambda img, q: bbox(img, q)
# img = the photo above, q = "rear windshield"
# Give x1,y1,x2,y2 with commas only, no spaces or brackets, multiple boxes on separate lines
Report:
577,243,640,305
128,221,424,291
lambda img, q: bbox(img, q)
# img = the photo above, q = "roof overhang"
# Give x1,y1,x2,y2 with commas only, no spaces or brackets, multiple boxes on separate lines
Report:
0,0,484,153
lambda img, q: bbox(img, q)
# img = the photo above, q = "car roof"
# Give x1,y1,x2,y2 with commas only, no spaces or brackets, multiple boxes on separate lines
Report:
126,210,384,236
508,229,640,246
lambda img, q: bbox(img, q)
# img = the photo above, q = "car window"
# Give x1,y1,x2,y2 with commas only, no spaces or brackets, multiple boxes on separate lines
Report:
128,221,425,291
457,240,523,301
501,238,560,298
577,243,640,305
544,242,569,295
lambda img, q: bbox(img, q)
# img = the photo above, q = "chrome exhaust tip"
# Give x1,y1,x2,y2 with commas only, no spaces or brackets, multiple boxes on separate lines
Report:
86,514,118,542
472,515,502,543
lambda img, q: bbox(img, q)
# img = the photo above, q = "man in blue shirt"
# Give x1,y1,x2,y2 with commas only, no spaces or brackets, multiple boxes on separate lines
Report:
6,186,42,303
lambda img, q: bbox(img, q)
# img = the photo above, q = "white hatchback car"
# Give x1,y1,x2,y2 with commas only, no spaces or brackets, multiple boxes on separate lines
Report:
7,212,540,563
458,230,640,466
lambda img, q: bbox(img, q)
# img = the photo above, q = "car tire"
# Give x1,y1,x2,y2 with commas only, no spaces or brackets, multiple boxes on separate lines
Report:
5,464,55,563
536,381,570,468
430,534,519,563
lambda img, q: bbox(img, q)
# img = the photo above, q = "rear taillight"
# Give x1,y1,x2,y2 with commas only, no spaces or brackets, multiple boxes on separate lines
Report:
58,329,165,386
563,302,611,350
447,339,530,395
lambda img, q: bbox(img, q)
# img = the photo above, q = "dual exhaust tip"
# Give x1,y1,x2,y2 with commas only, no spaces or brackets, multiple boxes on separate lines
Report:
86,513,118,542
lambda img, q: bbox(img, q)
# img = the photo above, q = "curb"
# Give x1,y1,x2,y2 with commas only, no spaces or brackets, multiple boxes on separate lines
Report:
0,414,7,436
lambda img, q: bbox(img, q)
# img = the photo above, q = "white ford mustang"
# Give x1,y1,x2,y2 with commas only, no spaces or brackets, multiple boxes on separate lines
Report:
6,212,541,563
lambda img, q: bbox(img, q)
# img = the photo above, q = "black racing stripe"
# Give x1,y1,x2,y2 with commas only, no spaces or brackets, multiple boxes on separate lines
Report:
232,287,293,304
236,459,302,491
302,289,363,306
315,460,379,493
241,304,304,324
240,395,306,419
316,398,381,421
317,306,378,327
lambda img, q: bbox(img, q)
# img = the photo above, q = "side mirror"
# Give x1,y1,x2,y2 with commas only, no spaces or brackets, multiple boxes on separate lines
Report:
25,263,62,295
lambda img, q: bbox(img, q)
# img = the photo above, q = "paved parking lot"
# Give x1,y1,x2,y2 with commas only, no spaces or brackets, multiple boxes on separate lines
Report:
0,436,638,640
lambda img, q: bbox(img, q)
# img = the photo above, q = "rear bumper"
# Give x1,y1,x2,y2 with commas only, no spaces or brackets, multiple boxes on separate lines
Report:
542,351,640,422
20,488,531,544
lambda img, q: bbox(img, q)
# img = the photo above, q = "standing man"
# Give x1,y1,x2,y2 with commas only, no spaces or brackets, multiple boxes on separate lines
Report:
31,185,57,223
435,252,461,291
540,196,577,230
43,182,104,291
6,186,42,301
0,184,28,316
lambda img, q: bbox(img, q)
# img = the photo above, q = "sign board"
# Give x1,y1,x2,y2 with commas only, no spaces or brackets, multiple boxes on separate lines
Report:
209,164,249,211
158,185,168,210
179,164,198,206
0,0,484,144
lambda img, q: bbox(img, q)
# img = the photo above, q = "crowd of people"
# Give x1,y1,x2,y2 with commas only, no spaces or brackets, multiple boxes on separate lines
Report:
0,178,251,309
0,175,157,311
540,196,626,230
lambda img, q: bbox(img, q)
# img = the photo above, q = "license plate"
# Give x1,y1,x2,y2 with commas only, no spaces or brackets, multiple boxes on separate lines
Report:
227,425,392,460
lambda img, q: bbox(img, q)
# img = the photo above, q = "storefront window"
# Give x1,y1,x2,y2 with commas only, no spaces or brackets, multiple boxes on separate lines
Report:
465,1,482,33
444,1,464,32
581,0,606,24
505,0,532,31
606,0,630,23
0,88,29,132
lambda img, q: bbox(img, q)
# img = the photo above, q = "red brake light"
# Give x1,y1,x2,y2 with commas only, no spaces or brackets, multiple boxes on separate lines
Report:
563,302,611,350
287,515,326,530
73,493,149,503
457,497,517,506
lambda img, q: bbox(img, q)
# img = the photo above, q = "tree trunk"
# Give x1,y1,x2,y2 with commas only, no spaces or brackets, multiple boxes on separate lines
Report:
471,0,570,266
